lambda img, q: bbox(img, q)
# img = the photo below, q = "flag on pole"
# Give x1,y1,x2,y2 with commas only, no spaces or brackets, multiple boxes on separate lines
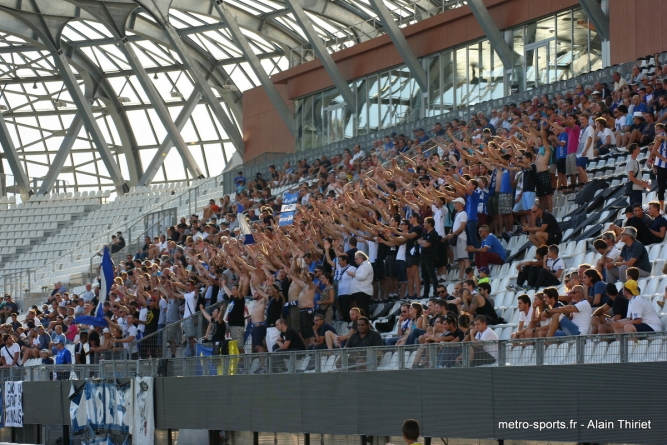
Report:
74,246,113,327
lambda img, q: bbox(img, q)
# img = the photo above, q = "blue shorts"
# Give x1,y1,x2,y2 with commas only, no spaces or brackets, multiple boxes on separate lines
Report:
554,315,581,336
522,191,536,211
576,157,588,168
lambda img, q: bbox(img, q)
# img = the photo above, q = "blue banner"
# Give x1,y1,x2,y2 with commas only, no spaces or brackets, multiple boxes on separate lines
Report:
279,193,299,226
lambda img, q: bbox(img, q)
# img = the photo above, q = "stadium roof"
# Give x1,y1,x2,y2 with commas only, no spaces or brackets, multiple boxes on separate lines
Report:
0,0,456,197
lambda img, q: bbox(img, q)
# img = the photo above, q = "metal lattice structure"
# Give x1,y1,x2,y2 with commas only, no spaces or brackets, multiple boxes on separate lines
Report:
0,0,453,199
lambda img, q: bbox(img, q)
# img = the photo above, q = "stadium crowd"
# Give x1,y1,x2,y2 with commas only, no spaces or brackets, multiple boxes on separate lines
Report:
1,59,667,370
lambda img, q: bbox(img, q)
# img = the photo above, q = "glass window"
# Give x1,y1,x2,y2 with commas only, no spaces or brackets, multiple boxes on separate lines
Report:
367,74,380,133
355,79,368,136
491,47,504,100
589,20,603,72
294,98,303,151
442,51,455,111
379,71,393,129
345,82,355,139
455,47,468,109
556,10,573,80
468,43,481,105
427,54,441,117
301,94,315,151
571,8,590,77
511,26,524,93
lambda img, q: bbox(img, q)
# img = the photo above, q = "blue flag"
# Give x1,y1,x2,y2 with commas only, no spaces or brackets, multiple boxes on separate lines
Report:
75,246,113,327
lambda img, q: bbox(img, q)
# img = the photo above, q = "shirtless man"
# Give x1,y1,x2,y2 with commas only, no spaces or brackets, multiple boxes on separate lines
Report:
536,122,554,212
286,269,304,335
249,283,268,353
286,270,317,344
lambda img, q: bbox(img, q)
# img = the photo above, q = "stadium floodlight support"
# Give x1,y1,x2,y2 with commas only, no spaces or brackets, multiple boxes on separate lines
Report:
366,0,428,92
133,0,245,158
138,91,202,186
0,6,131,195
64,0,206,181
0,113,32,201
37,115,83,196
284,0,356,113
578,0,610,41
213,0,295,135
465,0,515,70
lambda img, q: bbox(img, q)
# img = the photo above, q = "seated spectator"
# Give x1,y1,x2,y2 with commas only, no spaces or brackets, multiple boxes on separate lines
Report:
610,280,662,333
462,282,501,325
593,232,621,276
606,226,652,283
0,334,20,368
582,268,608,307
532,244,565,290
543,285,592,336
592,283,629,334
466,225,506,268
308,314,337,350
522,292,551,338
344,316,383,349
465,315,498,367
273,318,306,351
511,294,534,339
609,204,653,246
524,204,562,247
40,349,53,365
647,201,667,243
508,245,548,291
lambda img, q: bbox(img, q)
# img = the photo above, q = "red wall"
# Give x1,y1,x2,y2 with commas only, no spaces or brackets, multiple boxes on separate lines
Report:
608,0,667,65
242,0,582,162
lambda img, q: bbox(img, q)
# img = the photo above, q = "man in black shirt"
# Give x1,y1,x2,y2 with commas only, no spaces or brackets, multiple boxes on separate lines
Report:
274,318,306,351
344,317,383,348
592,283,629,334
418,217,440,299
140,298,161,358
525,204,562,247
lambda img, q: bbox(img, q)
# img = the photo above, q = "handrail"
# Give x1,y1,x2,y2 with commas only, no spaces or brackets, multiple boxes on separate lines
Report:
7,331,667,381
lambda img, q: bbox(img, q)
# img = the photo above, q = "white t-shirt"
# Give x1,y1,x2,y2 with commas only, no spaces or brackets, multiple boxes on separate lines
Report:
475,328,498,358
577,125,595,158
137,307,148,333
571,299,592,335
614,115,626,132
158,298,168,325
397,243,406,262
123,324,138,354
337,265,356,296
431,205,446,237
183,291,197,318
518,306,534,326
628,296,662,331
1,343,20,366
597,128,616,146
546,257,565,282
453,211,468,241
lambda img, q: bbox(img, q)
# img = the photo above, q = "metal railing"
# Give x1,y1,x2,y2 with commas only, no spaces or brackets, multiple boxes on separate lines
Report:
6,331,667,382
287,0,466,68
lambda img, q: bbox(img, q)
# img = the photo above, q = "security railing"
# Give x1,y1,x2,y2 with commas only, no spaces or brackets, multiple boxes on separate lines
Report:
7,332,667,382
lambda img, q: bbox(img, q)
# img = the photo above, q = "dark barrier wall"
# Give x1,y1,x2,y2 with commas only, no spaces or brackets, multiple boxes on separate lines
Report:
21,363,667,444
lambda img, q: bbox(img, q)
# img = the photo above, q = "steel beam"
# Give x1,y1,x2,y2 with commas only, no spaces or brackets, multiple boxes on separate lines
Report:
285,0,356,111
366,0,427,92
37,114,83,195
578,0,609,41
0,113,32,200
64,0,206,180
465,0,514,69
138,90,202,186
0,7,130,194
213,1,294,134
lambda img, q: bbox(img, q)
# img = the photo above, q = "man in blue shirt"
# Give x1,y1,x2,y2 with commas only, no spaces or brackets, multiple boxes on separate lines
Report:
466,225,506,268
54,338,72,380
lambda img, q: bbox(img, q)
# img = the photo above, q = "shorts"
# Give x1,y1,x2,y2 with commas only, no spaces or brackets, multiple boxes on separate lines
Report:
487,194,499,217
395,260,408,283
406,255,420,268
384,255,397,279
435,241,448,268
183,317,195,338
576,156,589,169
498,193,513,215
565,153,577,176
633,323,655,332
556,158,566,175
300,308,315,339
547,232,562,245
455,236,468,261
166,323,182,343
536,171,553,197
522,191,536,211
372,260,385,281
512,199,523,213
251,323,267,348
549,164,557,175
228,325,245,346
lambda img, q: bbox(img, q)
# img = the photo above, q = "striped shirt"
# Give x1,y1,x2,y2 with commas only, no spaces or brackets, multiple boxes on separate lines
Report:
655,134,667,169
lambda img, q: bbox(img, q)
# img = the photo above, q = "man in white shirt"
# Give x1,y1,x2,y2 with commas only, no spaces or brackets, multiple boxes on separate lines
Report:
511,294,534,339
468,315,498,366
335,254,356,323
611,280,662,333
544,285,592,336
431,197,448,282
351,144,366,163
81,283,95,303
106,314,139,359
179,280,198,357
0,334,20,367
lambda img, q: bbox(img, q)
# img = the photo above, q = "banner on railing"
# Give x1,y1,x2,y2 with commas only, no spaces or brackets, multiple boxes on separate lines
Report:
133,377,154,445
70,380,133,440
279,193,299,226
4,381,22,427
0,382,4,428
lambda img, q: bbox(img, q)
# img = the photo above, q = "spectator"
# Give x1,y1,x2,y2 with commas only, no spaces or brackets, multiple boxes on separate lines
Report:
511,294,534,339
606,226,651,283
401,419,421,445
308,314,337,350
344,316,383,348
543,285,592,336
626,143,649,207
524,204,562,247
466,225,505,268
53,338,72,380
274,318,306,351
592,283,629,334
348,252,373,320
647,201,667,243
0,334,20,368
466,315,498,367
610,280,662,333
